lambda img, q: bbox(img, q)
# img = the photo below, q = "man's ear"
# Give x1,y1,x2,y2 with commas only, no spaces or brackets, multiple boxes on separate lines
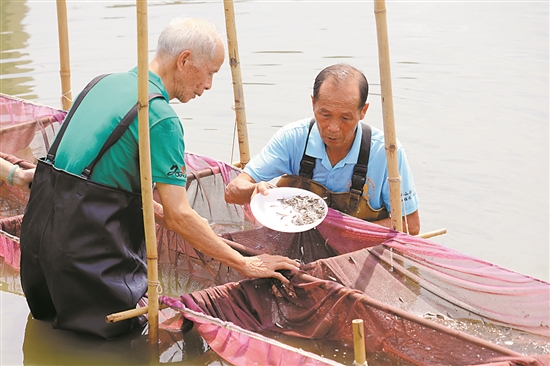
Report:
177,50,192,70
360,102,369,120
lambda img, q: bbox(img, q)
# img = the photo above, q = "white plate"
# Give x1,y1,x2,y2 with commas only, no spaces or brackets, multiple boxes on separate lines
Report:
250,187,328,233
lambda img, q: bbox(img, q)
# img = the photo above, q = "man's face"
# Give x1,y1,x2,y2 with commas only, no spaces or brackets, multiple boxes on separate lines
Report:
312,78,369,152
174,42,225,103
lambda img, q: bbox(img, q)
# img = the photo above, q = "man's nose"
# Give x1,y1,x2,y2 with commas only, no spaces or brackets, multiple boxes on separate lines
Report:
204,76,213,91
327,119,340,132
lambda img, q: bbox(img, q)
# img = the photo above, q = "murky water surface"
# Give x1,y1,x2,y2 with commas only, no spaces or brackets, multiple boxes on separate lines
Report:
1,1,548,365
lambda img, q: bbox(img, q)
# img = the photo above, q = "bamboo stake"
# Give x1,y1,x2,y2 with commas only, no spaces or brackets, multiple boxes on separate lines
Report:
223,0,251,168
417,228,447,239
136,0,160,359
55,0,72,110
106,304,168,323
352,319,368,366
374,0,403,233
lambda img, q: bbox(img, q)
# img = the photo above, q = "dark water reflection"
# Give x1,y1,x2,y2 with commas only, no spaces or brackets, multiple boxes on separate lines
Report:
20,310,224,365
0,0,36,99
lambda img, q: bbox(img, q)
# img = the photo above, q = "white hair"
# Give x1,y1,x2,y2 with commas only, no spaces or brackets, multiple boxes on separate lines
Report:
156,18,221,62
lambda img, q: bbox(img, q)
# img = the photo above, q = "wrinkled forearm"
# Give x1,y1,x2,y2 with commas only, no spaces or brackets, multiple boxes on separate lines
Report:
165,204,247,270
157,182,301,283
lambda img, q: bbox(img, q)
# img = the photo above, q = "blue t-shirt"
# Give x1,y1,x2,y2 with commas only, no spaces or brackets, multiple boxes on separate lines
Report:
244,118,418,215
54,68,187,193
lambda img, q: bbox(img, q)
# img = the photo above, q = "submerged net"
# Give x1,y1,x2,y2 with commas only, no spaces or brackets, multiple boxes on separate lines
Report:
155,154,549,365
1,94,549,365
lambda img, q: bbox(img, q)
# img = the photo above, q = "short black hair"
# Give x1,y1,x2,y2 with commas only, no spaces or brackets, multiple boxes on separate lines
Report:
312,63,369,110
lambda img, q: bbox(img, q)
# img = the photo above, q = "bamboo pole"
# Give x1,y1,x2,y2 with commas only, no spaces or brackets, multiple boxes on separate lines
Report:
107,304,168,323
374,0,403,233
352,319,368,366
417,228,447,239
55,0,72,110
223,0,251,169
136,0,160,358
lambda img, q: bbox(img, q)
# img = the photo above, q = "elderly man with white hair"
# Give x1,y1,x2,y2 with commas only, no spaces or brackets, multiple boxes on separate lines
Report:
20,17,299,339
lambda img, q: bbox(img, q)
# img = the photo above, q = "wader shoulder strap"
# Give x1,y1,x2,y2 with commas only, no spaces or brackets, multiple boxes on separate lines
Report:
43,73,165,178
349,123,372,209
298,120,372,192
81,93,164,178
47,74,111,162
299,118,316,178
350,123,372,194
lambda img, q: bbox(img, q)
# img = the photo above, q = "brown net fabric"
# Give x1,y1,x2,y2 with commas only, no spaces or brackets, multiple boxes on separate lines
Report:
159,238,549,365
159,154,549,365
162,271,546,366
1,94,549,365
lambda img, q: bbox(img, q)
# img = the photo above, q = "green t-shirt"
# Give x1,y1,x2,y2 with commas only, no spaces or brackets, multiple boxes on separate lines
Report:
53,68,187,193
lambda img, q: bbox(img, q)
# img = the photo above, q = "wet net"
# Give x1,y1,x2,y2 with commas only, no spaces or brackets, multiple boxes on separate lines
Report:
0,94,66,270
155,153,549,366
1,94,549,366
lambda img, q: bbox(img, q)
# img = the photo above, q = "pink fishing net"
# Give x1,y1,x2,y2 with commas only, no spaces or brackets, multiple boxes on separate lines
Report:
156,154,549,365
1,94,65,269
0,93,64,160
1,94,549,365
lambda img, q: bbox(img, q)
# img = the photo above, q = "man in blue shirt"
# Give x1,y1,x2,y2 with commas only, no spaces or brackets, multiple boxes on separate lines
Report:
225,63,420,235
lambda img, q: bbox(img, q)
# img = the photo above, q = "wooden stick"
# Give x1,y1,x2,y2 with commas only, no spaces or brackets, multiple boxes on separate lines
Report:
136,0,159,359
223,0,251,168
106,304,168,323
352,319,368,366
55,0,72,110
374,0,403,233
417,228,447,239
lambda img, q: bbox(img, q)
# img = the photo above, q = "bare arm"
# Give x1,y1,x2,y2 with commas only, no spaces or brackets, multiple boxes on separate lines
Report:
224,172,272,205
0,158,34,193
156,182,299,283
372,209,420,236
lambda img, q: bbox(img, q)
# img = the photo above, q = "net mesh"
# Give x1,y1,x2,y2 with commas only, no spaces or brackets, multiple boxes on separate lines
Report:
155,154,549,366
1,94,549,366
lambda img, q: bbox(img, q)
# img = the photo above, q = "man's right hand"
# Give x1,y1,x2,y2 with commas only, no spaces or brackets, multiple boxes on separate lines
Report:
225,172,261,204
239,254,300,286
251,181,274,200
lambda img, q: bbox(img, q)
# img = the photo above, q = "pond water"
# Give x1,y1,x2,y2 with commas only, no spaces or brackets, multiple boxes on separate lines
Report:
1,0,548,365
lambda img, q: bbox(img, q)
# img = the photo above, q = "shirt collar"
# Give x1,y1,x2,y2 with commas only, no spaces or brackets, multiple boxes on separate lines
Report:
129,67,170,101
305,122,363,170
